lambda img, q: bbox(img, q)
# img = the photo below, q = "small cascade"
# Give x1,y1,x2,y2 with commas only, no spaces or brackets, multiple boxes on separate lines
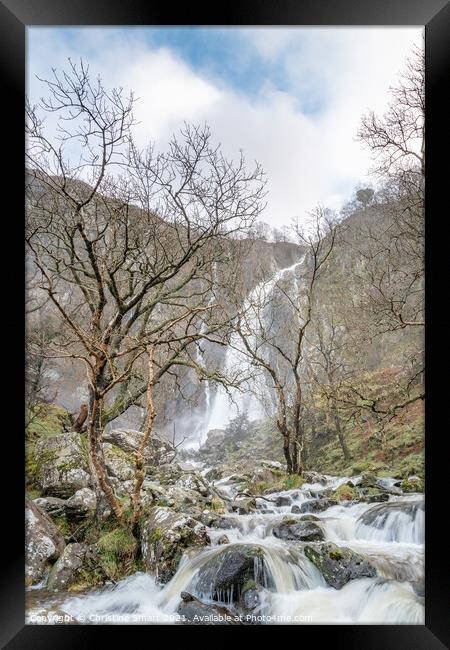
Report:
355,500,424,544
32,473,425,625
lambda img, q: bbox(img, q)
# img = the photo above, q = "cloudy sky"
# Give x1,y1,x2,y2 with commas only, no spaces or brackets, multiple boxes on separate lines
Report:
27,27,422,228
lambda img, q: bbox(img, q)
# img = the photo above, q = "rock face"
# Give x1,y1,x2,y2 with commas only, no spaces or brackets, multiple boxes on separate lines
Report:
46,543,88,591
33,496,66,516
33,432,90,498
177,592,238,625
272,519,324,542
25,498,66,585
299,498,338,514
192,544,264,602
140,506,210,583
304,542,377,589
102,428,174,466
65,488,97,520
303,471,327,485
103,443,135,482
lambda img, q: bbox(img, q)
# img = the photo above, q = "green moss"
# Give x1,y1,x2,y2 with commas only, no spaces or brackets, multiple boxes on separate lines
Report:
282,474,305,490
26,403,72,438
329,550,343,561
334,484,356,502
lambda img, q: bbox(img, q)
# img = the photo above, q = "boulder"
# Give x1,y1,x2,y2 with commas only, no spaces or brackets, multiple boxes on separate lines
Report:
33,432,90,498
33,496,66,516
304,542,377,589
303,471,327,485
103,443,135,482
203,467,224,482
46,543,88,591
273,519,324,542
217,535,230,545
177,592,238,625
192,544,265,602
300,498,338,514
140,506,210,583
232,498,256,515
102,428,174,466
276,496,291,507
25,498,66,586
65,488,97,520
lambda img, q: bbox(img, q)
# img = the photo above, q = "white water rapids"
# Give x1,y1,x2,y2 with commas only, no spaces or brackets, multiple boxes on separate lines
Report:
27,473,425,625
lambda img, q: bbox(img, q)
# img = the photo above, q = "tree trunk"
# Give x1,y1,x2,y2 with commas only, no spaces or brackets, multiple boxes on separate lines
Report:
131,344,156,535
333,411,350,462
87,390,124,524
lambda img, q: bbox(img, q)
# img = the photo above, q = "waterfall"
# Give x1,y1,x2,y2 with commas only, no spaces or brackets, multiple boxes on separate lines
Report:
206,257,306,432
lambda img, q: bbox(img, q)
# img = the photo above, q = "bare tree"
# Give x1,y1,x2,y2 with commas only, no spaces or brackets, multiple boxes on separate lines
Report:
26,60,265,528
230,207,339,474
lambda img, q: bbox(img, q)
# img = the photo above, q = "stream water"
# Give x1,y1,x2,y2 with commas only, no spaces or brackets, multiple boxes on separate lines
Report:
26,473,425,625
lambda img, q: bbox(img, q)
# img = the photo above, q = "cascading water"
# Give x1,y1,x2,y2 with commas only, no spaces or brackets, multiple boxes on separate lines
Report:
206,258,306,432
28,473,424,625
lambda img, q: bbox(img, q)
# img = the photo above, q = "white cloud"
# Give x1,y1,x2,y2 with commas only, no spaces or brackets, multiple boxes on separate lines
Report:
27,26,423,228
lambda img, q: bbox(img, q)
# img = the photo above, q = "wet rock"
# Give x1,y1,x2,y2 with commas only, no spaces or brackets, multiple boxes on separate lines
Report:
411,579,425,597
300,514,320,522
217,535,230,545
232,497,257,515
140,506,210,583
357,500,424,528
304,542,377,589
65,488,97,520
25,498,66,585
33,432,90,498
300,498,338,514
192,544,265,602
291,504,301,514
364,492,390,504
273,519,324,542
46,543,87,591
177,592,238,625
276,496,291,507
241,586,262,612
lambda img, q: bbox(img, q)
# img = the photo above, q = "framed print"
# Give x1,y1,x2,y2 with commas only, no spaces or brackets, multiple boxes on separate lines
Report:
1,0,449,646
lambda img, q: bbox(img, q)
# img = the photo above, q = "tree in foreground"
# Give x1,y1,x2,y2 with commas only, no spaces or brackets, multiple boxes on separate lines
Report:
229,207,339,474
26,60,265,529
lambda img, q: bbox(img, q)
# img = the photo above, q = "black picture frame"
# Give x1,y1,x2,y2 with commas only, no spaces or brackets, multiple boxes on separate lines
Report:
2,0,449,646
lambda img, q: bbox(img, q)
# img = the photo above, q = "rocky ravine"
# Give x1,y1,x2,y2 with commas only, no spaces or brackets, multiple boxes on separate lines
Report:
26,428,424,625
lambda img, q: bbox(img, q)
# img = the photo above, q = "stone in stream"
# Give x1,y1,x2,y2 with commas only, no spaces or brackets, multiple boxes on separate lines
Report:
300,514,320,522
192,544,265,602
300,498,338,514
177,592,239,625
291,504,301,514
276,495,291,507
46,543,88,591
304,542,377,589
217,535,230,545
25,498,66,586
140,506,210,584
273,519,324,542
